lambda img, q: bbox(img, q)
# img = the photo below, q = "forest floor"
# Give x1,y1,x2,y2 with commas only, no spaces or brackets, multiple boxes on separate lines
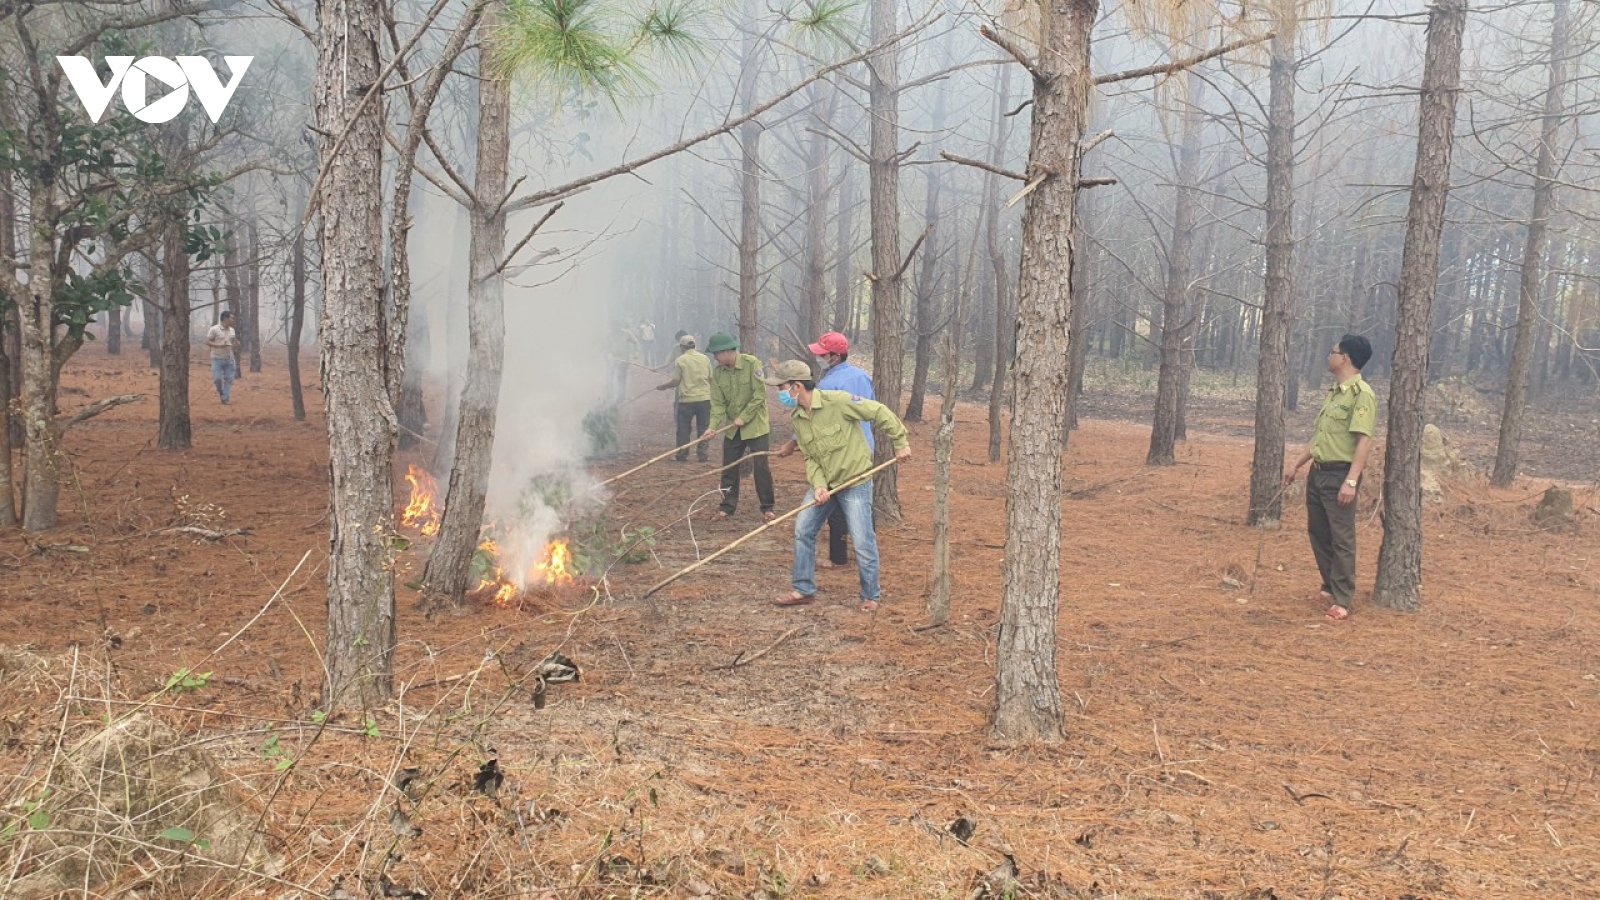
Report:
1,352,1598,899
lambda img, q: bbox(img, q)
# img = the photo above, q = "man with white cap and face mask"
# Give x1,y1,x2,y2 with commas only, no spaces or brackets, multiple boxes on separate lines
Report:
767,359,911,613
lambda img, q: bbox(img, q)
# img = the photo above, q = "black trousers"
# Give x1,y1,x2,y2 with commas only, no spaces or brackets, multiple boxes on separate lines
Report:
826,505,849,565
675,400,710,461
719,433,774,513
1306,462,1358,607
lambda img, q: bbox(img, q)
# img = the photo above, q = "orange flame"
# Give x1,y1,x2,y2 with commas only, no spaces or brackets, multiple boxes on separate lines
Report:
401,466,441,536
531,540,575,586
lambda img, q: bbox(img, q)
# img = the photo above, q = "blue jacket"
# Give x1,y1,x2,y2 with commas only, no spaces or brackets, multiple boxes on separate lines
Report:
817,361,876,451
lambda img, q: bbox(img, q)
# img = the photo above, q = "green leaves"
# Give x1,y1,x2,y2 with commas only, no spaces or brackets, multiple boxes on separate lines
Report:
495,0,706,101
157,826,212,851
163,667,213,694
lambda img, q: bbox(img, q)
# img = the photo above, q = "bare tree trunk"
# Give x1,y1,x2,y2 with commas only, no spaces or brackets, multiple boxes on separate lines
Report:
906,53,951,424
106,307,122,355
422,23,510,610
1248,27,1300,525
1372,0,1467,611
431,204,470,475
157,222,193,451
1147,72,1203,466
992,0,1097,744
1064,187,1093,442
927,333,960,626
1492,0,1567,487
736,0,763,354
246,219,262,373
867,0,903,519
801,86,833,366
0,170,15,526
832,166,854,332
986,65,1015,464
288,227,307,421
143,294,161,369
315,0,397,710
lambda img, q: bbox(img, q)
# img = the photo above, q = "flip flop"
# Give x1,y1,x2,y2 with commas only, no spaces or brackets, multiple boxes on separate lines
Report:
1325,604,1349,621
773,593,815,607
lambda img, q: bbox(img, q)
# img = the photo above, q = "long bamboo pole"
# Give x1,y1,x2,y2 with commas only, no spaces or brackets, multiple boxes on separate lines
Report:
596,423,736,489
642,457,900,598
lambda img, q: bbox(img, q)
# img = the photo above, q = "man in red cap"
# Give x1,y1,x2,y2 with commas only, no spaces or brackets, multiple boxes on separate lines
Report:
778,331,874,568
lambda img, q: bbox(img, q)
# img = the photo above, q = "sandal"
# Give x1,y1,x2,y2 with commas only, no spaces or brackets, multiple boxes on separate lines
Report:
859,600,879,613
1325,604,1349,621
773,592,815,607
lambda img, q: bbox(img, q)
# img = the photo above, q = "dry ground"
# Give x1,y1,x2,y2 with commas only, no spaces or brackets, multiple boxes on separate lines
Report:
1,351,1597,899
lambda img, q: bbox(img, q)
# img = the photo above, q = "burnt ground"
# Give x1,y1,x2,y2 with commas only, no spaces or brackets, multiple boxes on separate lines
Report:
1,351,1597,899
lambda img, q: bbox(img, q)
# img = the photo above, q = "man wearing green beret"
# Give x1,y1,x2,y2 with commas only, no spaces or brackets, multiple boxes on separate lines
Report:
702,332,775,521
766,359,912,612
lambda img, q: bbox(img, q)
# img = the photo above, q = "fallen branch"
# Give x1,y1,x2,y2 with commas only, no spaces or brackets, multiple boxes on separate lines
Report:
1283,783,1333,804
162,526,251,541
643,457,901,598
58,393,143,431
711,626,804,671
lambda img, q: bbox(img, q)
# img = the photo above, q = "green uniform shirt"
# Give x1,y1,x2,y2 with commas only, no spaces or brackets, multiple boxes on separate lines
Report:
672,351,713,402
710,353,770,440
1311,374,1378,463
791,390,909,490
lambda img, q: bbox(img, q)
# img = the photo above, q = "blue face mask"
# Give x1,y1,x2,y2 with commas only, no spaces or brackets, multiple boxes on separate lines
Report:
778,388,798,409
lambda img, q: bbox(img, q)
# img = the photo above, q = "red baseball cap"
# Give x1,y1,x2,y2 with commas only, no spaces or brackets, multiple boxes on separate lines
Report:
808,332,849,355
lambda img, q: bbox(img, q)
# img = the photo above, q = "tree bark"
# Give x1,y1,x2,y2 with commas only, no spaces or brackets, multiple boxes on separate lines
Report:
157,222,192,451
1371,0,1467,612
107,307,122,355
315,0,397,710
421,19,510,610
1064,186,1093,441
905,47,952,424
288,227,307,422
245,219,262,373
1492,0,1567,487
832,165,855,332
801,85,833,368
867,0,903,519
1248,26,1299,525
1147,71,1203,466
736,0,763,354
0,170,15,527
927,334,960,626
992,0,1098,744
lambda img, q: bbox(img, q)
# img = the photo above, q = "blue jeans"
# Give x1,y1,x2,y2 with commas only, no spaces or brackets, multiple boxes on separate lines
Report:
211,358,236,403
792,480,879,602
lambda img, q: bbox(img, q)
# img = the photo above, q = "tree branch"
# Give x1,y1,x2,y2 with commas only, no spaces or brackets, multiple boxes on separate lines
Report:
979,25,1044,84
491,201,564,278
1095,33,1273,86
505,27,930,215
940,151,1025,182
59,394,143,432
1078,177,1118,188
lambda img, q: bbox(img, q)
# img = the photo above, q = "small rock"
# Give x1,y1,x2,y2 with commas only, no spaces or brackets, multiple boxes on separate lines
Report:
1221,577,1242,590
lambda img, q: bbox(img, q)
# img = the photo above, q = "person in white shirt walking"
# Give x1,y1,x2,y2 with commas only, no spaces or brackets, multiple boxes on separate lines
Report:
206,311,240,405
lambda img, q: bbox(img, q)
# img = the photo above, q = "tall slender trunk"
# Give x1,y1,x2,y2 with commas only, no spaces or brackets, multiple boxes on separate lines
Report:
867,0,903,519
991,0,1097,744
157,222,192,451
315,0,397,710
736,0,762,353
906,53,952,423
1064,186,1094,441
986,65,1014,463
801,86,833,366
288,228,307,421
246,220,262,372
1147,71,1203,466
106,307,122,355
422,23,510,609
832,166,854,332
1372,0,1467,611
1493,0,1567,485
1249,28,1299,525
0,171,15,527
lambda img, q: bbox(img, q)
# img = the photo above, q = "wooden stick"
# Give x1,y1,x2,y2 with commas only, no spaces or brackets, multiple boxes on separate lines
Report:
711,625,805,671
595,424,735,490
643,457,900,598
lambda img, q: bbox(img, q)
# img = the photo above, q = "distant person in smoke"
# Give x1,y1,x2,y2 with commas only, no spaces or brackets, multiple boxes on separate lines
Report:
205,311,240,405
639,320,657,365
702,332,775,521
657,334,713,462
776,331,874,569
766,360,911,613
609,322,640,405
1283,333,1378,622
